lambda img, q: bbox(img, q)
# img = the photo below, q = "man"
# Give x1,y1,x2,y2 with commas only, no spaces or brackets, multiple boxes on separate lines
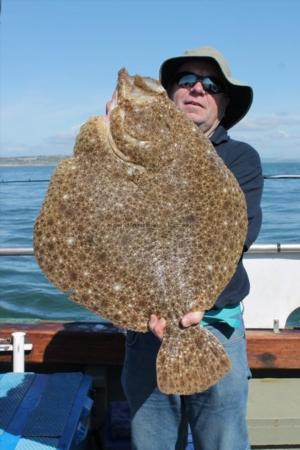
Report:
121,47,263,450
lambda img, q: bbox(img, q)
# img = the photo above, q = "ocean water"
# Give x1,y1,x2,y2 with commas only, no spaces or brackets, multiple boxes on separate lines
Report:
0,162,300,324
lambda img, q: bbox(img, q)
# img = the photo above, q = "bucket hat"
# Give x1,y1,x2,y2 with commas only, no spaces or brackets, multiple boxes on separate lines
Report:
159,46,253,129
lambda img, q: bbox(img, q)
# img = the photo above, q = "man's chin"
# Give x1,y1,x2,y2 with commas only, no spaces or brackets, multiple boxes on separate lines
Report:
185,112,204,126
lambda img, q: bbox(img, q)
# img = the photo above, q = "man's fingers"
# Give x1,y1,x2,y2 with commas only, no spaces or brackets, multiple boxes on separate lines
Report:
149,314,166,340
105,100,112,115
105,89,118,116
148,314,158,330
148,311,203,338
181,311,204,328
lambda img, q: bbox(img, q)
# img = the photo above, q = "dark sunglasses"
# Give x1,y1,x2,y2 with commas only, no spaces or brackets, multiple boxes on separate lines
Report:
174,72,225,94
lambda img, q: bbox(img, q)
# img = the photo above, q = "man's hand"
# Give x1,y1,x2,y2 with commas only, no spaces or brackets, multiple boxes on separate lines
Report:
105,89,118,116
181,310,204,327
148,315,167,340
148,311,204,340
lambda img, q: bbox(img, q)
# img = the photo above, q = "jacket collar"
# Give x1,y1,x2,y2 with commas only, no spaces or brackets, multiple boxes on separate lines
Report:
210,125,229,145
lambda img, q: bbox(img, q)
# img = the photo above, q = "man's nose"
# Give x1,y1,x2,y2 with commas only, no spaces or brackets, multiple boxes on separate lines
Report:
190,81,206,94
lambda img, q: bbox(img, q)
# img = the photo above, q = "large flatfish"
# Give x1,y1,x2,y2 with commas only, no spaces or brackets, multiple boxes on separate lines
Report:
34,68,248,394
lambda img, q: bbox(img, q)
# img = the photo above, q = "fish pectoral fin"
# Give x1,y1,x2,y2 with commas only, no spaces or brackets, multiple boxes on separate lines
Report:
156,326,231,395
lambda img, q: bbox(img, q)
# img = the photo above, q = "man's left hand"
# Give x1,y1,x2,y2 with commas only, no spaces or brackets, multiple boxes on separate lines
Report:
181,311,204,327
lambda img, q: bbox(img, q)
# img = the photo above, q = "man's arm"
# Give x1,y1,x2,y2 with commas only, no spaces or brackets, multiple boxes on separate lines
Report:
228,145,264,251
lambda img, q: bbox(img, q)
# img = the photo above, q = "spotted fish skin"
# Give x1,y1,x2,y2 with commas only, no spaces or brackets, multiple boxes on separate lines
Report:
34,68,248,394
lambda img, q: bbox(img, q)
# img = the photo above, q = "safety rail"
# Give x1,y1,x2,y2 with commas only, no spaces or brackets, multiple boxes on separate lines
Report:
1,174,300,184
1,244,300,256
0,247,35,256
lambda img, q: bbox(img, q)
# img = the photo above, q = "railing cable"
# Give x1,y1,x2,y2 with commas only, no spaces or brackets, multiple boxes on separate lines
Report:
1,175,300,184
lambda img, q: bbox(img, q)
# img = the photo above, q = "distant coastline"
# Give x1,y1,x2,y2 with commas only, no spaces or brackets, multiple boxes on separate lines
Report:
0,155,69,167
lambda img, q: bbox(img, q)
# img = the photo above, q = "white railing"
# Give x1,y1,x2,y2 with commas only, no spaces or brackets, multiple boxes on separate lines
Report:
1,243,300,256
0,247,34,256
247,243,300,254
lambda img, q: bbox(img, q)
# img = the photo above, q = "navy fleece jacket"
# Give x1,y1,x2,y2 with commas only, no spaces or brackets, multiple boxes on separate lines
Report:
210,126,264,309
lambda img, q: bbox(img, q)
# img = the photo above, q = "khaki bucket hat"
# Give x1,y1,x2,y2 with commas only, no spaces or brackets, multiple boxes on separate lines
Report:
159,46,253,130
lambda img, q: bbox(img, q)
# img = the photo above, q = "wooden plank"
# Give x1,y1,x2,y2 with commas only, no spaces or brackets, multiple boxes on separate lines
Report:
246,329,300,369
0,323,299,369
0,323,125,366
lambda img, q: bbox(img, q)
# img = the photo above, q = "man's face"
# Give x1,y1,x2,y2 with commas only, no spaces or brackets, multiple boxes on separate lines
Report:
168,60,228,135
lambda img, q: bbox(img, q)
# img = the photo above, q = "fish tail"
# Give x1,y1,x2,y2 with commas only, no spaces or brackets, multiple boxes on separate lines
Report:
156,326,231,395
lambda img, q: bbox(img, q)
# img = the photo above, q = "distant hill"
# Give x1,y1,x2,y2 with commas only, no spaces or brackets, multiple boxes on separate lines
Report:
0,155,69,166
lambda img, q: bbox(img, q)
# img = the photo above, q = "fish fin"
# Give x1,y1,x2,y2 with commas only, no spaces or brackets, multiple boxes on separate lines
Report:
156,326,231,395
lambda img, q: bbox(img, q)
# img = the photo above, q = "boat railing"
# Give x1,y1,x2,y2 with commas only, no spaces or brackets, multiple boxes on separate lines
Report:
1,174,300,184
1,243,300,256
1,172,299,257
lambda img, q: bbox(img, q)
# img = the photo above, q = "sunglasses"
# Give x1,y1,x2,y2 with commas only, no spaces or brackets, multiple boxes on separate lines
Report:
174,72,225,94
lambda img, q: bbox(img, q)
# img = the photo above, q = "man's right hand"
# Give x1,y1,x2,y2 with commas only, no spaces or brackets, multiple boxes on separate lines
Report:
148,314,166,340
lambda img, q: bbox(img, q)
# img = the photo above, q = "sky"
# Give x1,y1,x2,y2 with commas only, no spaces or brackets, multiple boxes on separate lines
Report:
1,0,300,161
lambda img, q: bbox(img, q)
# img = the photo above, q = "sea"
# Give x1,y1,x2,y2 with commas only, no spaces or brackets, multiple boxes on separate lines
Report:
0,161,300,325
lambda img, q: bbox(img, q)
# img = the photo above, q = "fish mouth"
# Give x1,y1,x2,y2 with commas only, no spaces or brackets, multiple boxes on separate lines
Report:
106,112,132,163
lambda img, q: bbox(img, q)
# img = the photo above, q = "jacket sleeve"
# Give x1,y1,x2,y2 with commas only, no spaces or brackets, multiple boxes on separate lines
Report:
228,143,264,251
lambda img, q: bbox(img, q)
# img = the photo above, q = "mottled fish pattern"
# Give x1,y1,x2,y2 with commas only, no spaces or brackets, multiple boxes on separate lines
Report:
34,69,248,394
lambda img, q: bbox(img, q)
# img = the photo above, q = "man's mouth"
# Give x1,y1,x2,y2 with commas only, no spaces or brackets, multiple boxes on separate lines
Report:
185,101,203,108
